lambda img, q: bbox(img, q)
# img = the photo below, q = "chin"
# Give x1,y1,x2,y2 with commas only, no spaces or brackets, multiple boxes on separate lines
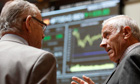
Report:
110,56,117,63
110,58,119,63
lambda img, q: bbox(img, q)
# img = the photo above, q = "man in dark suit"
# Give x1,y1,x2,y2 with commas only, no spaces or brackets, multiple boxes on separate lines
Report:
0,0,56,84
71,15,140,84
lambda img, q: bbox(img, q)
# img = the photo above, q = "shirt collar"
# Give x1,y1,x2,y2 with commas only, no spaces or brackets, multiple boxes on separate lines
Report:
1,34,28,45
119,42,140,63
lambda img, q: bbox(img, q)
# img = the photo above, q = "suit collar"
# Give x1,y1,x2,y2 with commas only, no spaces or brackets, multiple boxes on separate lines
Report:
1,34,28,45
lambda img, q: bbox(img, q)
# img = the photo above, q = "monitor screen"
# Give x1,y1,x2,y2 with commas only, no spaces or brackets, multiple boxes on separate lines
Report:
42,0,120,84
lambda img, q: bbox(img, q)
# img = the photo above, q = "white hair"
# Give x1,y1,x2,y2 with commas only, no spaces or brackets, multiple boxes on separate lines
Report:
0,0,40,36
102,15,140,41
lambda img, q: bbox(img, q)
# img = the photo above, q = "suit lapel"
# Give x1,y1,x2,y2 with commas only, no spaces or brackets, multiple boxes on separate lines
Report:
103,68,116,84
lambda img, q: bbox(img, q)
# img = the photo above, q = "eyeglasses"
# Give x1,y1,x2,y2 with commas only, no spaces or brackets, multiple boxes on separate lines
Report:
32,16,47,31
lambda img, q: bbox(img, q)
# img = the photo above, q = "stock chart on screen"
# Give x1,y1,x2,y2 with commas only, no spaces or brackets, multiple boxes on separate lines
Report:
42,0,120,84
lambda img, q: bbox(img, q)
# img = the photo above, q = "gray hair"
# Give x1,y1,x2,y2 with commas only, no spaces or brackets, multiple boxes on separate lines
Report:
0,0,40,36
102,15,140,41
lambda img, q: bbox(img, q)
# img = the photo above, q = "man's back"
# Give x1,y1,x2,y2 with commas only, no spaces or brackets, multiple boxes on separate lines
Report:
0,34,56,84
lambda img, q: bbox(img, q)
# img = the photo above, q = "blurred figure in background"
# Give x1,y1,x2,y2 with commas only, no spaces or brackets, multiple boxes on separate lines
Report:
71,15,140,84
0,0,56,84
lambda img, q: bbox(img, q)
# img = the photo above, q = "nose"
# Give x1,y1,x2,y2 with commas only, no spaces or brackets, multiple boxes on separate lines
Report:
100,38,107,47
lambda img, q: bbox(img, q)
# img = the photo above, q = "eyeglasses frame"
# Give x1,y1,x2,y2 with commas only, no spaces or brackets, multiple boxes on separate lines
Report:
31,16,47,31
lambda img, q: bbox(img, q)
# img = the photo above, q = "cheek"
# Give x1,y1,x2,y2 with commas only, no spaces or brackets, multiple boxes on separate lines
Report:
109,39,120,52
36,29,44,38
112,39,123,56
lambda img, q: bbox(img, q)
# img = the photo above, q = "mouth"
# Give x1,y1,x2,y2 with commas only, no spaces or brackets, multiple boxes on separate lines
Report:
106,48,111,52
106,48,113,55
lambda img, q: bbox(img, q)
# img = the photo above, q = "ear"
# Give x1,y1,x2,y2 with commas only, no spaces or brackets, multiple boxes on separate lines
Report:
123,26,131,40
25,15,32,33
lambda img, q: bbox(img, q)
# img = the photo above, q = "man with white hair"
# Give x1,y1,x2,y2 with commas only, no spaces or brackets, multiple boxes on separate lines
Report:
71,15,140,84
0,0,56,84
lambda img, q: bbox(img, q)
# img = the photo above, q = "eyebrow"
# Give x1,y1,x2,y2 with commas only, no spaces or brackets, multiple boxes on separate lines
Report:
103,31,109,34
102,30,111,37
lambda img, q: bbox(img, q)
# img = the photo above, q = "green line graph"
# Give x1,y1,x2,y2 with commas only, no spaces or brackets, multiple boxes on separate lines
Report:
70,63,115,72
72,28,101,48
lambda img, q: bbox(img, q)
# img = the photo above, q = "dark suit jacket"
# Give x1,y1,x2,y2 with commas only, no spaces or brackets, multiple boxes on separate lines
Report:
104,44,140,84
0,34,56,84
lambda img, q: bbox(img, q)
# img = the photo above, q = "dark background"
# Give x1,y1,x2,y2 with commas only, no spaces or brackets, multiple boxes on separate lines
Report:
0,0,125,13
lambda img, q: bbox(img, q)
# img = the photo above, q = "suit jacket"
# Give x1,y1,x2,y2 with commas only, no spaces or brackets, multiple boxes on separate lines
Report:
0,34,56,84
104,44,140,84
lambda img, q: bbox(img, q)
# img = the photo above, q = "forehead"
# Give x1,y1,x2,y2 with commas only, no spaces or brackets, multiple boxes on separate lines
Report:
101,25,117,34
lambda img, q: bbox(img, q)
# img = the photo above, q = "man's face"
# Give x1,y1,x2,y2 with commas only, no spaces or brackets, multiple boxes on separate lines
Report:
30,13,45,48
100,24,126,63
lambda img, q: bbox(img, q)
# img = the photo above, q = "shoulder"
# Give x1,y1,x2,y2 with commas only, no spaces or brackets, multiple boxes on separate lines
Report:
23,45,55,60
26,45,56,62
126,45,140,60
120,45,140,69
122,45,140,60
10,43,56,64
